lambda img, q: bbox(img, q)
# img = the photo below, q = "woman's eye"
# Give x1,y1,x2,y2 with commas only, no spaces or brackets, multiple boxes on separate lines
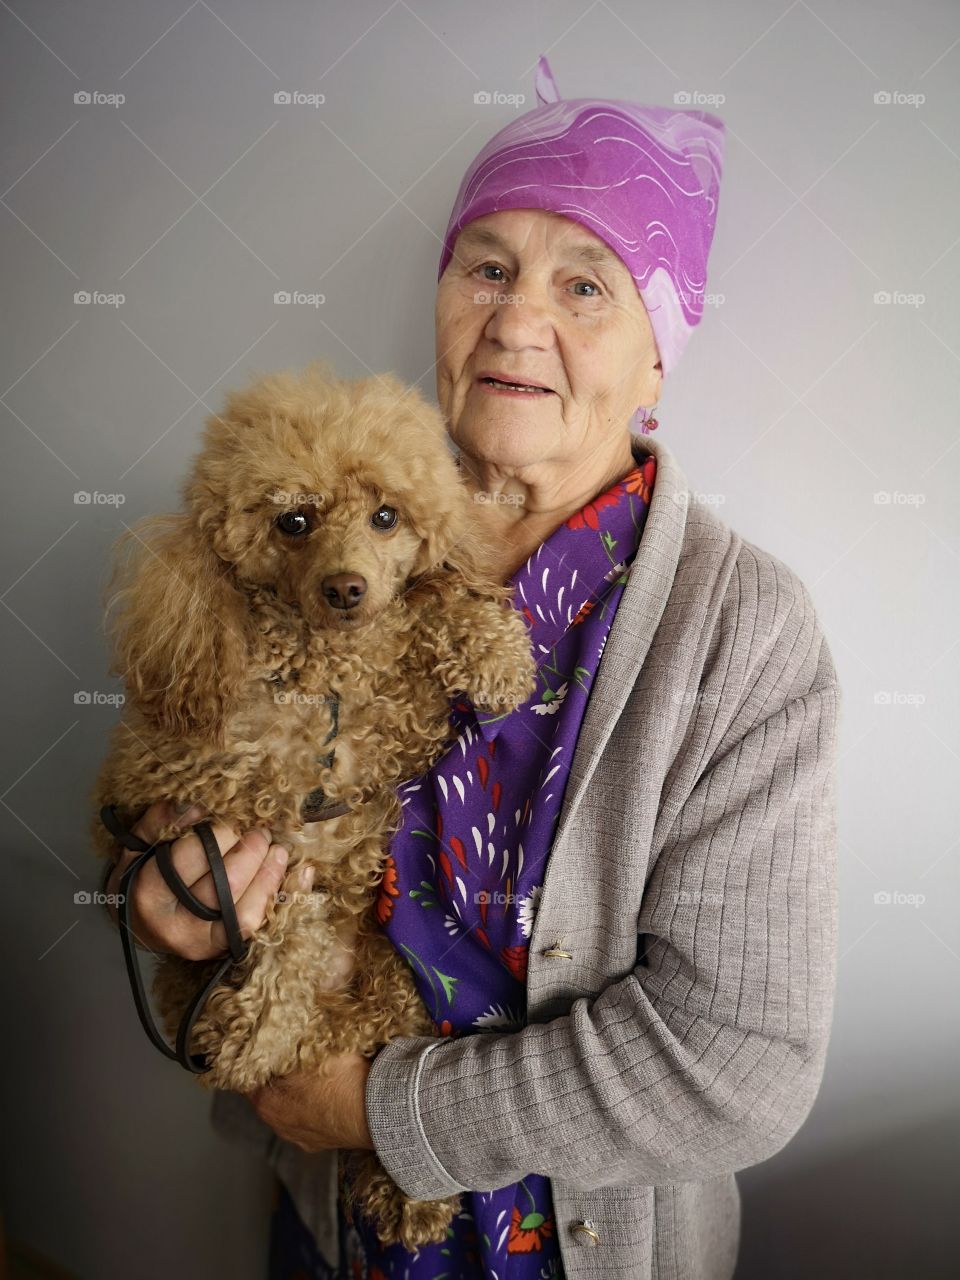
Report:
276,510,308,535
479,263,507,283
371,505,398,531
572,280,601,297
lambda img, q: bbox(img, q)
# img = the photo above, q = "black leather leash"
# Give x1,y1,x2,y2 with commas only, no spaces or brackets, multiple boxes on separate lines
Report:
100,804,248,1073
101,693,349,1072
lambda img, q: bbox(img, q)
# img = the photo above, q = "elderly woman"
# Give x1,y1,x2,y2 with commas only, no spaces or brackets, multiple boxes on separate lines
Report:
112,58,840,1280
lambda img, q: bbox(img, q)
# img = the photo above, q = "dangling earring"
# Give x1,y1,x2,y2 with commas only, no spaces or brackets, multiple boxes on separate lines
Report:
636,404,660,435
637,360,663,434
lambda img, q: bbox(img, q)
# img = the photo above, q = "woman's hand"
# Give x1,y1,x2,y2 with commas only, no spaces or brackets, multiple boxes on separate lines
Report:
245,1052,375,1152
103,798,291,960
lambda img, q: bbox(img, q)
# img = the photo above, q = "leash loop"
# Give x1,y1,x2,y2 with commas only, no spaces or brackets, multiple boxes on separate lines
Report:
100,692,348,1071
102,805,248,1073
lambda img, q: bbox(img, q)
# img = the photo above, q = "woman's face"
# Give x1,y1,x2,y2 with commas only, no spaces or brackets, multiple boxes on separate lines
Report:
435,208,661,472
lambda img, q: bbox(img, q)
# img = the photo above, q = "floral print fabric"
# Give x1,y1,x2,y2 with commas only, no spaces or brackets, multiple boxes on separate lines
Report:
269,448,656,1279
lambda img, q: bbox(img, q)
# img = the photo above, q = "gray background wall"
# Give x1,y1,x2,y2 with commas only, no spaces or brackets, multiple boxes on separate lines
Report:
2,1,957,1277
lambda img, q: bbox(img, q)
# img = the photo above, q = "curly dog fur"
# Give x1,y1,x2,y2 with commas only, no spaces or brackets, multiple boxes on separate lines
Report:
91,360,537,1249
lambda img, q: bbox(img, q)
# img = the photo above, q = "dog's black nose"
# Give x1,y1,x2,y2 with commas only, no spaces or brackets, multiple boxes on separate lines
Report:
321,572,367,610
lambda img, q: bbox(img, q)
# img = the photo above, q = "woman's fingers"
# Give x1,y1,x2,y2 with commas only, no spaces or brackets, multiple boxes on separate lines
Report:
103,800,208,941
219,843,291,951
107,800,310,960
130,798,209,847
115,798,214,899
127,800,275,909
116,799,289,959
164,823,274,913
147,826,281,958
105,799,193,901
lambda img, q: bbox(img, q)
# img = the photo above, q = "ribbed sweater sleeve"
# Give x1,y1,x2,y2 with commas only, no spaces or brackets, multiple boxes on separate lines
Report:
365,577,841,1200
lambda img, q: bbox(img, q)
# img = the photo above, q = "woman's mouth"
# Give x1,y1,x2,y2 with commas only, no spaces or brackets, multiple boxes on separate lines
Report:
476,376,554,397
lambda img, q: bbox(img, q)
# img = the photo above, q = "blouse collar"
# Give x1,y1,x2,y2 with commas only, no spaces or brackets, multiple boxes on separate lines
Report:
458,439,657,743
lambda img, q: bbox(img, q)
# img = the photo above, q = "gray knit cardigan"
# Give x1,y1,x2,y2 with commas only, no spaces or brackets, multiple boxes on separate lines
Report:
210,430,842,1279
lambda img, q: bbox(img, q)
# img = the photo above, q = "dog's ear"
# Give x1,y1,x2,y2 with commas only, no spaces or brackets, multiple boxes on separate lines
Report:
409,522,450,581
408,494,512,596
105,513,252,743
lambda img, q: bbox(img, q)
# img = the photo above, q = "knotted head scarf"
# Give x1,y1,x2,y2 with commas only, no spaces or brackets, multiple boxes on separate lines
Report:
438,56,726,398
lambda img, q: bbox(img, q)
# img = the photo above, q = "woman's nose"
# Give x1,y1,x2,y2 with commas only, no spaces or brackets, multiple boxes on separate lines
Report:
482,287,554,343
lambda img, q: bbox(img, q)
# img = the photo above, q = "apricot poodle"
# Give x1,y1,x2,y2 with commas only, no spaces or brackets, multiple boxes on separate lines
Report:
92,361,537,1248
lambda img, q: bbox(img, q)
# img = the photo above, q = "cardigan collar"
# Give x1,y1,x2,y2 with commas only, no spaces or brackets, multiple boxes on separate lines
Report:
546,430,689,848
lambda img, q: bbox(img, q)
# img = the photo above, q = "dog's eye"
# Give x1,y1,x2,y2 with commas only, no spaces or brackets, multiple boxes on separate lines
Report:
371,505,398,531
276,511,309,535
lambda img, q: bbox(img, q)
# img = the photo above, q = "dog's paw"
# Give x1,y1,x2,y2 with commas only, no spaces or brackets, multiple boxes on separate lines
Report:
468,664,538,716
394,1194,460,1251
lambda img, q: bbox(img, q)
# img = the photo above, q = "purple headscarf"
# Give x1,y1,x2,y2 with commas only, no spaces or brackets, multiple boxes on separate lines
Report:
438,56,725,400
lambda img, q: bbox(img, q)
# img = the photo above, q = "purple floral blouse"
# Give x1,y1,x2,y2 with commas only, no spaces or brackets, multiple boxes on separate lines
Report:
268,446,657,1280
